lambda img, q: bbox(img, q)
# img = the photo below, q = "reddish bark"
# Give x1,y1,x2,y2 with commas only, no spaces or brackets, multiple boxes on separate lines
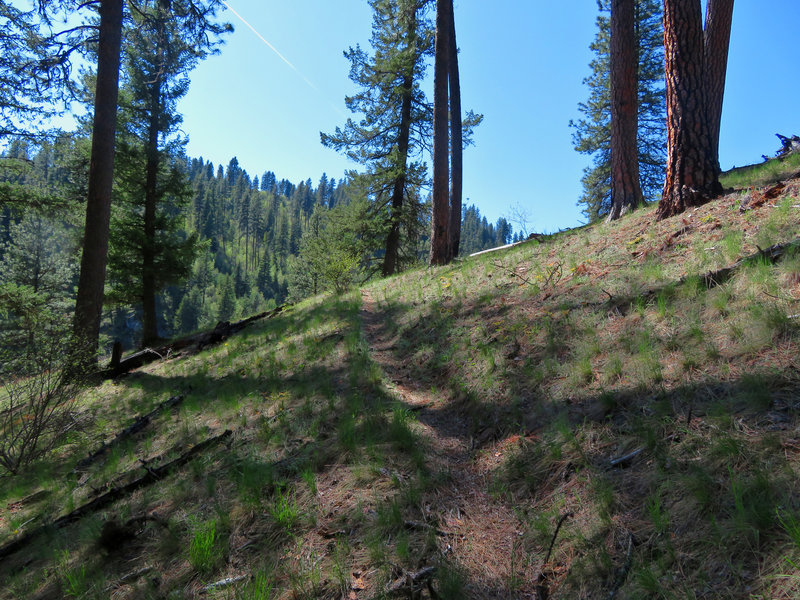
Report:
607,0,644,222
429,0,451,265
704,0,734,174
656,0,721,220
446,0,462,259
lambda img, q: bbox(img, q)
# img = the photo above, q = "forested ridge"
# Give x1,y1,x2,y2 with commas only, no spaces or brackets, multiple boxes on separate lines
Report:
1,139,513,352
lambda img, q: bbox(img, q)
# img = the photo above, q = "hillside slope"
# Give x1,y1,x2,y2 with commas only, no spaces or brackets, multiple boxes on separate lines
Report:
1,175,799,599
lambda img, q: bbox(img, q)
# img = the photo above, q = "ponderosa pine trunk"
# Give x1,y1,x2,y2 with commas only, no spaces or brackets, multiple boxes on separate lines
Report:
73,0,124,357
607,0,643,222
429,0,451,266
704,0,734,175
656,0,721,220
446,0,462,259
381,4,417,277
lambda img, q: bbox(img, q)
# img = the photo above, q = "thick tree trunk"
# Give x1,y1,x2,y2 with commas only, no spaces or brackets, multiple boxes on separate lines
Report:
656,0,721,220
607,0,643,222
446,0,462,259
703,0,734,174
429,0,451,266
73,0,124,357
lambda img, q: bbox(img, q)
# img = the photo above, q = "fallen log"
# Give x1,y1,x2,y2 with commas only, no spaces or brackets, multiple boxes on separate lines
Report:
202,574,250,593
103,304,289,379
385,566,437,595
0,430,232,563
739,181,786,213
776,133,800,158
74,395,185,472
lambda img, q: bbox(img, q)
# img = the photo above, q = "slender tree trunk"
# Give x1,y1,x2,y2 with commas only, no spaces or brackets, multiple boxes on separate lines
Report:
141,71,161,348
382,71,413,277
429,0,451,266
73,0,123,357
656,0,721,220
704,0,734,175
382,0,418,277
607,0,643,222
446,0,462,259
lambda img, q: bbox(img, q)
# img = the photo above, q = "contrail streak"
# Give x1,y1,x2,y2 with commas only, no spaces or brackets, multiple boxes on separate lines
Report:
220,0,318,91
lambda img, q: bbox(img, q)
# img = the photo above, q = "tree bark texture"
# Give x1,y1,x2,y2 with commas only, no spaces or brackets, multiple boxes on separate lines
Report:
656,0,721,221
607,0,643,222
703,0,734,174
429,0,451,266
446,0,462,259
73,0,124,356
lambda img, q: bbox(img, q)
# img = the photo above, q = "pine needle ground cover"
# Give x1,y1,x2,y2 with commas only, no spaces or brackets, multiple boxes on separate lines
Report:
1,175,799,598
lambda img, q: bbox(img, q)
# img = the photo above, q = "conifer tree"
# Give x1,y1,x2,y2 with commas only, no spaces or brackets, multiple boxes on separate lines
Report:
656,0,732,220
429,0,451,266
106,0,226,347
216,274,236,322
571,0,666,222
446,0,463,258
73,0,124,357
703,0,734,175
430,0,478,264
607,0,644,221
322,0,432,276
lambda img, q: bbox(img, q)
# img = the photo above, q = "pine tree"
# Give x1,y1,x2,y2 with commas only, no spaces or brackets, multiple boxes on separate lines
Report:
106,0,224,347
704,0,734,174
216,274,235,322
430,0,478,265
69,0,228,356
0,2,80,140
429,0,451,266
174,286,201,334
571,0,666,222
607,0,644,221
656,0,731,220
322,0,433,276
73,0,124,357
0,213,77,352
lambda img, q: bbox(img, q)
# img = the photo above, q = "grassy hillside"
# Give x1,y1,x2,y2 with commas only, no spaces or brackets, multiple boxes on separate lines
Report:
1,173,799,599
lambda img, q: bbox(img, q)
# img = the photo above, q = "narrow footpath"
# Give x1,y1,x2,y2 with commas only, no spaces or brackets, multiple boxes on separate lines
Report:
360,289,539,599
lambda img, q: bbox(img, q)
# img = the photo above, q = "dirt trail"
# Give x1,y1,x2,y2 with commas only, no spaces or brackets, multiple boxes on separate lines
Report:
360,290,539,599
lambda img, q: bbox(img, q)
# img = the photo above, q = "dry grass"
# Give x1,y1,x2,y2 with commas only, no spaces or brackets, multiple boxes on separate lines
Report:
1,175,799,599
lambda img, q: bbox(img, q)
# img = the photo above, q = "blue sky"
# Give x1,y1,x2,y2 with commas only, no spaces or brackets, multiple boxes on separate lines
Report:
178,1,800,233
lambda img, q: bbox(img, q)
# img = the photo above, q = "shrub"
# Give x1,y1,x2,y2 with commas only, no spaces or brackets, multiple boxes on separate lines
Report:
0,318,89,475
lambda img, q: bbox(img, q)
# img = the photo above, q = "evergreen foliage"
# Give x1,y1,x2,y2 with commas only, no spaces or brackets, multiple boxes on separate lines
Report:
2,130,509,353
103,0,217,345
571,0,666,222
287,200,371,301
458,205,514,256
322,0,433,276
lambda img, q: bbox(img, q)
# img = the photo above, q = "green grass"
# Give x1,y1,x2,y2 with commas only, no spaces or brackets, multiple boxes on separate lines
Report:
2,171,800,599
188,518,222,573
720,152,800,189
269,485,300,532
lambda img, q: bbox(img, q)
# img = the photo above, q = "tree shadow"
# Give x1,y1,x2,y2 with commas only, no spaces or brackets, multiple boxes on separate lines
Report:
362,293,800,598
